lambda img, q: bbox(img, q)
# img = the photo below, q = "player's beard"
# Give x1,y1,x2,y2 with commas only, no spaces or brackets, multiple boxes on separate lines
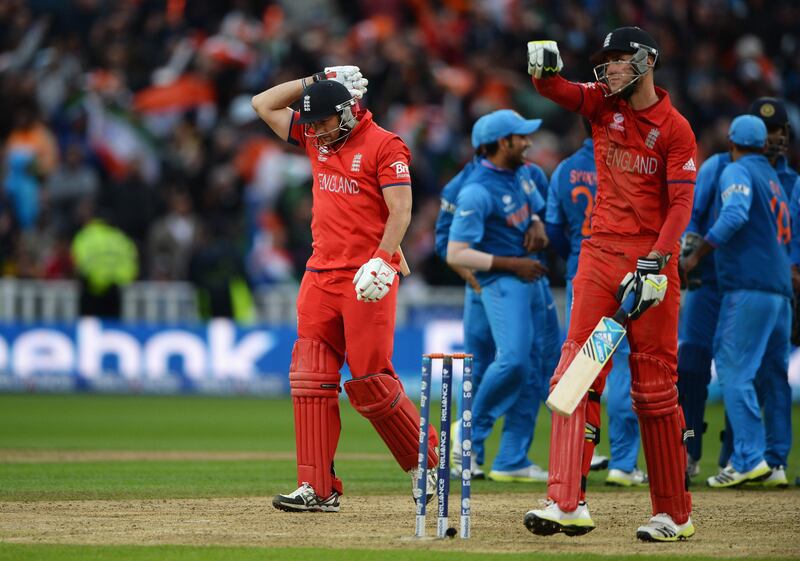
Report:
508,139,530,169
509,149,526,169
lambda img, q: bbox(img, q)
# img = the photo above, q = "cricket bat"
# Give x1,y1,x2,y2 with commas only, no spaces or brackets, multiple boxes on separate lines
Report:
546,292,636,417
398,246,411,277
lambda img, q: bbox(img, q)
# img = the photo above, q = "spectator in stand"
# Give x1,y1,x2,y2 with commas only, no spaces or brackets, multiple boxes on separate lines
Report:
3,101,58,230
0,1,796,288
71,202,138,318
47,142,99,235
188,219,254,322
146,188,200,281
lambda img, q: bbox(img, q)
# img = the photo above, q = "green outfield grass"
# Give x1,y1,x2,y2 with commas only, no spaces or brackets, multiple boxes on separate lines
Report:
0,395,798,500
0,394,798,560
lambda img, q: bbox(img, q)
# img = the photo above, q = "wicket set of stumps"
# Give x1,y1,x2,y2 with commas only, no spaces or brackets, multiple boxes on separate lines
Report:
414,353,473,539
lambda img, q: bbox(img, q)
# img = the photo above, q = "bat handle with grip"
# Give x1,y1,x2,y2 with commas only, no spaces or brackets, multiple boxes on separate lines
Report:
611,292,637,325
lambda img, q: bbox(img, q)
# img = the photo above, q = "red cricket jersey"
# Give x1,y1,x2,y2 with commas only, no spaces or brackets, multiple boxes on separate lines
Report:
534,75,696,255
287,109,411,271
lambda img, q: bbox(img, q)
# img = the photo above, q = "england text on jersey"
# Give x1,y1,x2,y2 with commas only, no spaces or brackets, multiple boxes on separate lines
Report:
605,146,658,175
318,172,360,194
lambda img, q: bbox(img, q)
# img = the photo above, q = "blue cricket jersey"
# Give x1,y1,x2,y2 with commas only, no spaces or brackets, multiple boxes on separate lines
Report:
449,159,545,286
706,153,791,297
434,158,480,260
518,161,550,262
685,152,731,286
776,156,800,266
776,155,800,202
545,139,596,281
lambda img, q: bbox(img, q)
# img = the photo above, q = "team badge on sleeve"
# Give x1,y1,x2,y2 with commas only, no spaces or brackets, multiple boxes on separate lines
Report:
390,160,410,179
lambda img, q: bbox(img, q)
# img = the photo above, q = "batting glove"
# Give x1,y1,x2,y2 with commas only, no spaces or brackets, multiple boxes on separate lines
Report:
353,253,396,302
527,40,563,79
321,65,369,99
616,257,668,320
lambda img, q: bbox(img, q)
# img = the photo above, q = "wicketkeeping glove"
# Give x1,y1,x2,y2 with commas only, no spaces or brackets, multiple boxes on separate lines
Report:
319,65,369,99
616,257,668,320
527,40,563,79
353,254,397,302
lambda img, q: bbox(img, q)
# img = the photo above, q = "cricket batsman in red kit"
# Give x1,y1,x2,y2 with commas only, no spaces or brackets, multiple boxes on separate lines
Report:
251,66,438,512
523,27,697,541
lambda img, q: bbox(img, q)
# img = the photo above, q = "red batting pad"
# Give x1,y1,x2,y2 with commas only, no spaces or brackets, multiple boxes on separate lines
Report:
290,339,343,497
547,340,587,512
630,353,692,524
345,373,438,471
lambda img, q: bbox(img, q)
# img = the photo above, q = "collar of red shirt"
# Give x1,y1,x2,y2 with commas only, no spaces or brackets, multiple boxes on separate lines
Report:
348,108,373,140
625,86,674,126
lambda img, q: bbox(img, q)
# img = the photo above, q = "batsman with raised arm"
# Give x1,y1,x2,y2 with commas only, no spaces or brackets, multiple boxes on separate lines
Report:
524,28,697,541
251,67,438,512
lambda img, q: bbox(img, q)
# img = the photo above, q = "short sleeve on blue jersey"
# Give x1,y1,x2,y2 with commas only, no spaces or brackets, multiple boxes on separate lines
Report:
449,183,493,244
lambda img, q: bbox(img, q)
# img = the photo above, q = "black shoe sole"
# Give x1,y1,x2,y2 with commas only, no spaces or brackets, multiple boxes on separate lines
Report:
411,494,435,505
589,459,609,471
636,530,690,542
524,513,595,537
272,498,310,512
272,498,340,513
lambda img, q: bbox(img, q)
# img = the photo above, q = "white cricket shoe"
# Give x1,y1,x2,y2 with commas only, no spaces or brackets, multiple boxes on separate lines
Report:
707,459,771,488
750,466,789,488
449,421,463,476
449,423,485,480
636,513,695,542
489,463,548,482
410,467,437,504
524,499,596,536
451,461,486,480
589,454,609,471
272,482,340,512
606,468,648,487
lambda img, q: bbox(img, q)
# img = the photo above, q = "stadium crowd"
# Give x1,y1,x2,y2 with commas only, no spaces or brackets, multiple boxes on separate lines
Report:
1,0,798,313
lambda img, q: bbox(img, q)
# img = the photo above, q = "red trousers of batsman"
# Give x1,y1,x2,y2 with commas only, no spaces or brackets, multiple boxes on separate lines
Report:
548,234,692,524
289,270,437,498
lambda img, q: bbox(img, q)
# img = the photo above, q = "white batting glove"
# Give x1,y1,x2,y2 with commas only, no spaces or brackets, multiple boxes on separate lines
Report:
353,256,396,302
527,40,563,78
324,65,369,99
616,257,668,320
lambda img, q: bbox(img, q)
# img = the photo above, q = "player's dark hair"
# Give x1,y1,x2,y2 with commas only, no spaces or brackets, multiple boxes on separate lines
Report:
582,118,592,137
483,135,513,157
734,144,763,155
